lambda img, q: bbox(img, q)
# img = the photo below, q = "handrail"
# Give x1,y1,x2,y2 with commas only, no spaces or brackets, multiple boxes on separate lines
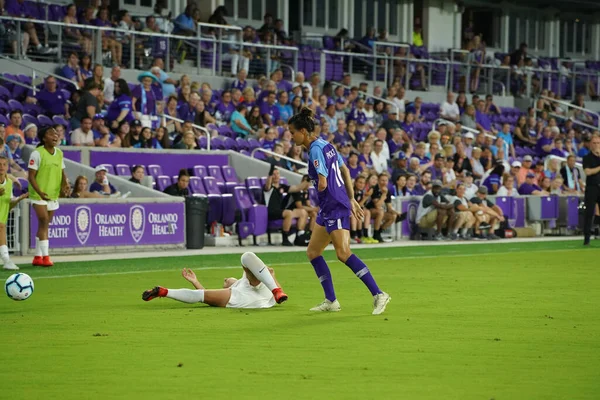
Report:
250,148,308,168
197,22,242,31
540,94,600,127
159,114,211,151
329,81,396,109
0,75,35,91
536,108,598,131
0,55,79,91
434,118,496,139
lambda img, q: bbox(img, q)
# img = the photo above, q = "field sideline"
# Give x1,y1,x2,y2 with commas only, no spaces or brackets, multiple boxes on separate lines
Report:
1,239,599,399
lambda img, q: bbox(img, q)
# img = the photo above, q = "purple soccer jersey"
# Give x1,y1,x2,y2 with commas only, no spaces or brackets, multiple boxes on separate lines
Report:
308,138,352,222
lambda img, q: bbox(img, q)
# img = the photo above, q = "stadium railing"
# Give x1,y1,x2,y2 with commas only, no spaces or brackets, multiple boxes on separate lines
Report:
0,54,79,92
539,94,600,130
329,81,397,109
160,114,212,150
250,148,308,170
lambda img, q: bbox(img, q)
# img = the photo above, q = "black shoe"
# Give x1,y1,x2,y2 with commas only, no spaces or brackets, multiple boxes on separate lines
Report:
396,212,407,223
294,234,309,246
282,238,294,246
374,234,384,243
584,236,591,246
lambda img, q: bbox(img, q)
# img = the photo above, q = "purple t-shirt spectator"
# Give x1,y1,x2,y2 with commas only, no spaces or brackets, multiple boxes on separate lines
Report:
483,173,501,194
90,181,117,194
106,94,134,123
261,139,276,151
231,79,247,91
413,184,427,196
257,90,271,105
429,167,444,181
347,108,367,125
260,103,280,125
518,183,542,195
36,89,67,116
388,140,402,155
417,155,431,165
61,65,78,81
216,102,235,122
152,84,163,101
333,131,349,144
536,137,553,156
401,122,415,138
359,154,372,169
131,85,156,115
550,148,569,158
476,110,492,131
347,164,362,180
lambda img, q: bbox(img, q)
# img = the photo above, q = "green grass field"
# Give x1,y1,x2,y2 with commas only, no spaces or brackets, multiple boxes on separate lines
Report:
1,241,599,400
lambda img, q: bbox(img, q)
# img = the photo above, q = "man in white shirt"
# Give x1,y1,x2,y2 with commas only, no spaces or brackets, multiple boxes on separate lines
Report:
371,139,389,174
70,116,95,146
103,66,121,105
440,91,460,122
463,171,478,199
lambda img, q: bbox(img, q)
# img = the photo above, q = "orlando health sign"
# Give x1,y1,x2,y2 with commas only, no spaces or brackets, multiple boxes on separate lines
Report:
30,202,185,248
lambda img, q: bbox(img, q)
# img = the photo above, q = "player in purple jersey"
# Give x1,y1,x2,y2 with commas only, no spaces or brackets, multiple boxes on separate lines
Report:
289,108,391,315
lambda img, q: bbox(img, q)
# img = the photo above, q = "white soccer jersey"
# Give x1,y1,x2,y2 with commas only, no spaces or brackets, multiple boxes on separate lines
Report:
226,273,276,309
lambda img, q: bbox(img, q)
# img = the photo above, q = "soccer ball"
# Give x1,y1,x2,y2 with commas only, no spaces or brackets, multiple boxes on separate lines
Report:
5,273,34,301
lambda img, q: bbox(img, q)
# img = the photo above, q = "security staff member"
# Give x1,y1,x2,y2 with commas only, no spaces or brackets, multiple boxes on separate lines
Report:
583,134,600,246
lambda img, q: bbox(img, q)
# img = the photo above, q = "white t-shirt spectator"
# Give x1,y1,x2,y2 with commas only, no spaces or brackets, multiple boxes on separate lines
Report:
464,183,478,199
496,186,515,196
444,168,456,186
371,151,388,174
104,77,115,104
392,98,405,113
70,128,95,146
440,101,460,120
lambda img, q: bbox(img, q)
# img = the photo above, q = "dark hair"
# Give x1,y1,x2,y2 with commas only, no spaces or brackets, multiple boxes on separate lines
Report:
37,126,56,148
9,110,22,118
114,78,131,97
81,116,92,123
131,165,144,174
288,107,315,133
178,168,190,179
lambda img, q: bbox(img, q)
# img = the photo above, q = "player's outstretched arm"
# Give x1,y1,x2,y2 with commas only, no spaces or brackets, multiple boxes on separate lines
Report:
182,268,204,290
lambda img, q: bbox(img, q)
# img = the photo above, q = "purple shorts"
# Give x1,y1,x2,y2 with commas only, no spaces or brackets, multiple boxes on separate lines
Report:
316,213,351,234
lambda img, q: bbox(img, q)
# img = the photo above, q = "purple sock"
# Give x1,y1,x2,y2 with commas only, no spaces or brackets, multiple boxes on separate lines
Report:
345,254,381,296
310,256,336,301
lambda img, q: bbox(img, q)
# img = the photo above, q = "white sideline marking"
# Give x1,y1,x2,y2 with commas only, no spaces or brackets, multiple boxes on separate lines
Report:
33,246,581,280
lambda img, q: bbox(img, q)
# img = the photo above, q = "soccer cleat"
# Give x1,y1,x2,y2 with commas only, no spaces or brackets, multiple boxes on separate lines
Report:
41,256,54,267
310,299,341,312
3,261,19,270
372,292,391,315
32,256,44,266
584,236,591,246
142,286,168,301
272,288,288,304
294,234,309,246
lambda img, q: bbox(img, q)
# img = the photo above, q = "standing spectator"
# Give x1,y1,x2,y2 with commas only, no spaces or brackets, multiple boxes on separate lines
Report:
103,66,121,105
370,140,388,174
439,92,460,123
132,72,158,125
72,80,101,130
164,170,190,197
416,180,453,240
260,91,280,126
70,116,95,146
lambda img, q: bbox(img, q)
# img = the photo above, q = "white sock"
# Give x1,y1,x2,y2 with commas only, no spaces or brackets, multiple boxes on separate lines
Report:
460,228,468,237
39,240,49,257
166,289,204,303
298,230,305,236
36,43,42,49
0,245,9,264
35,237,42,257
240,251,278,291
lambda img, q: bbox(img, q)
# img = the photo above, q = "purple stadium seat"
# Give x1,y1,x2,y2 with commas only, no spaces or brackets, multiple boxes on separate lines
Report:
202,176,227,224
156,176,172,192
222,137,238,151
115,164,131,177
233,186,268,244
0,99,9,114
245,177,261,188
188,176,205,194
37,114,53,126
0,115,8,127
221,165,238,184
0,86,11,101
53,115,69,129
23,103,42,116
194,165,207,177
22,114,38,127
208,165,236,193
210,136,225,150
8,99,23,112
98,164,115,175
247,138,260,150
279,177,289,186
240,150,251,157
199,136,208,149
147,164,163,179
236,137,249,150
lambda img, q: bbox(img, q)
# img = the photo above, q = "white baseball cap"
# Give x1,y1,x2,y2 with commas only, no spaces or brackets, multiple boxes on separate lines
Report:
95,165,108,172
511,161,522,168
464,132,475,140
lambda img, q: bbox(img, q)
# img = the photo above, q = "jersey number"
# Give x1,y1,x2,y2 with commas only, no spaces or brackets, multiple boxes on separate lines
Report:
331,162,344,187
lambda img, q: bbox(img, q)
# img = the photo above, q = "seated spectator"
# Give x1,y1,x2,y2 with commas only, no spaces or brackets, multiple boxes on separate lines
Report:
215,90,236,123
482,163,504,195
70,176,105,199
371,139,388,174
414,142,431,165
381,108,402,140
95,7,123,67
414,170,432,195
260,128,277,151
404,174,418,195
60,52,83,87
34,76,69,118
268,143,290,170
365,174,399,243
90,166,120,196
470,186,504,239
475,100,495,133
164,170,190,197
232,69,248,91
107,79,134,128
496,173,516,196
231,104,256,138
22,123,38,146
72,80,101,130
122,119,144,148
516,155,534,185
79,54,93,86
550,177,564,195
536,127,554,157
429,154,445,182
263,167,310,246
440,92,460,123
276,91,293,124
132,72,159,124
5,110,24,142
173,131,198,150
260,92,280,127
151,58,177,98
462,171,478,198
416,180,454,240
407,157,422,177
129,165,145,184
70,116,95,146
560,155,584,194
92,115,119,147
6,134,25,169
484,94,501,115
351,175,373,243
539,176,552,193
450,183,476,240
1,135,24,178
284,174,317,235
497,123,516,159
544,157,561,180
460,104,477,130
518,172,549,195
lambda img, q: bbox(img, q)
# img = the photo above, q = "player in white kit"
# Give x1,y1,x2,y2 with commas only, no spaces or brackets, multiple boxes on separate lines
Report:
142,252,288,308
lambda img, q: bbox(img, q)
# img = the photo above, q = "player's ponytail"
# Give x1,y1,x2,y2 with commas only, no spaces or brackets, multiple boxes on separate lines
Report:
288,107,315,133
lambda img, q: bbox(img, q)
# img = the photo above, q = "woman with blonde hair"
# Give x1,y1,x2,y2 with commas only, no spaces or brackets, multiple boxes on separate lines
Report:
70,176,105,199
174,131,198,150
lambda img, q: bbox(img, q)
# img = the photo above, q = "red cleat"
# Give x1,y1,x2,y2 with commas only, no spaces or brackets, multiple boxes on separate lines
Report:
41,256,54,267
32,256,44,266
272,288,288,304
142,286,168,301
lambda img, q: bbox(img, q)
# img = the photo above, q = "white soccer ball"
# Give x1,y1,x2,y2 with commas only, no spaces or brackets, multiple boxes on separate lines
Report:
5,273,34,301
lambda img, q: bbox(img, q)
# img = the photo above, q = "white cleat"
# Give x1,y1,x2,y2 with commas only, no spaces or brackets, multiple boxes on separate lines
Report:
3,261,19,271
310,299,341,312
372,292,391,315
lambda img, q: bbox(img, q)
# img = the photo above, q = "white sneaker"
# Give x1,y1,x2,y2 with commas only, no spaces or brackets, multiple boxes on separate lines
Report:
372,292,391,315
3,261,19,270
309,299,341,312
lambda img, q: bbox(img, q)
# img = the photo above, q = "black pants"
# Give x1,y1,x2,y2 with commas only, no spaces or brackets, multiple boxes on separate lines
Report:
583,184,600,236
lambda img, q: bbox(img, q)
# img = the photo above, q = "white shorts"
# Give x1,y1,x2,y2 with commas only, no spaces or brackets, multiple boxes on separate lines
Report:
30,199,60,211
226,276,276,309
